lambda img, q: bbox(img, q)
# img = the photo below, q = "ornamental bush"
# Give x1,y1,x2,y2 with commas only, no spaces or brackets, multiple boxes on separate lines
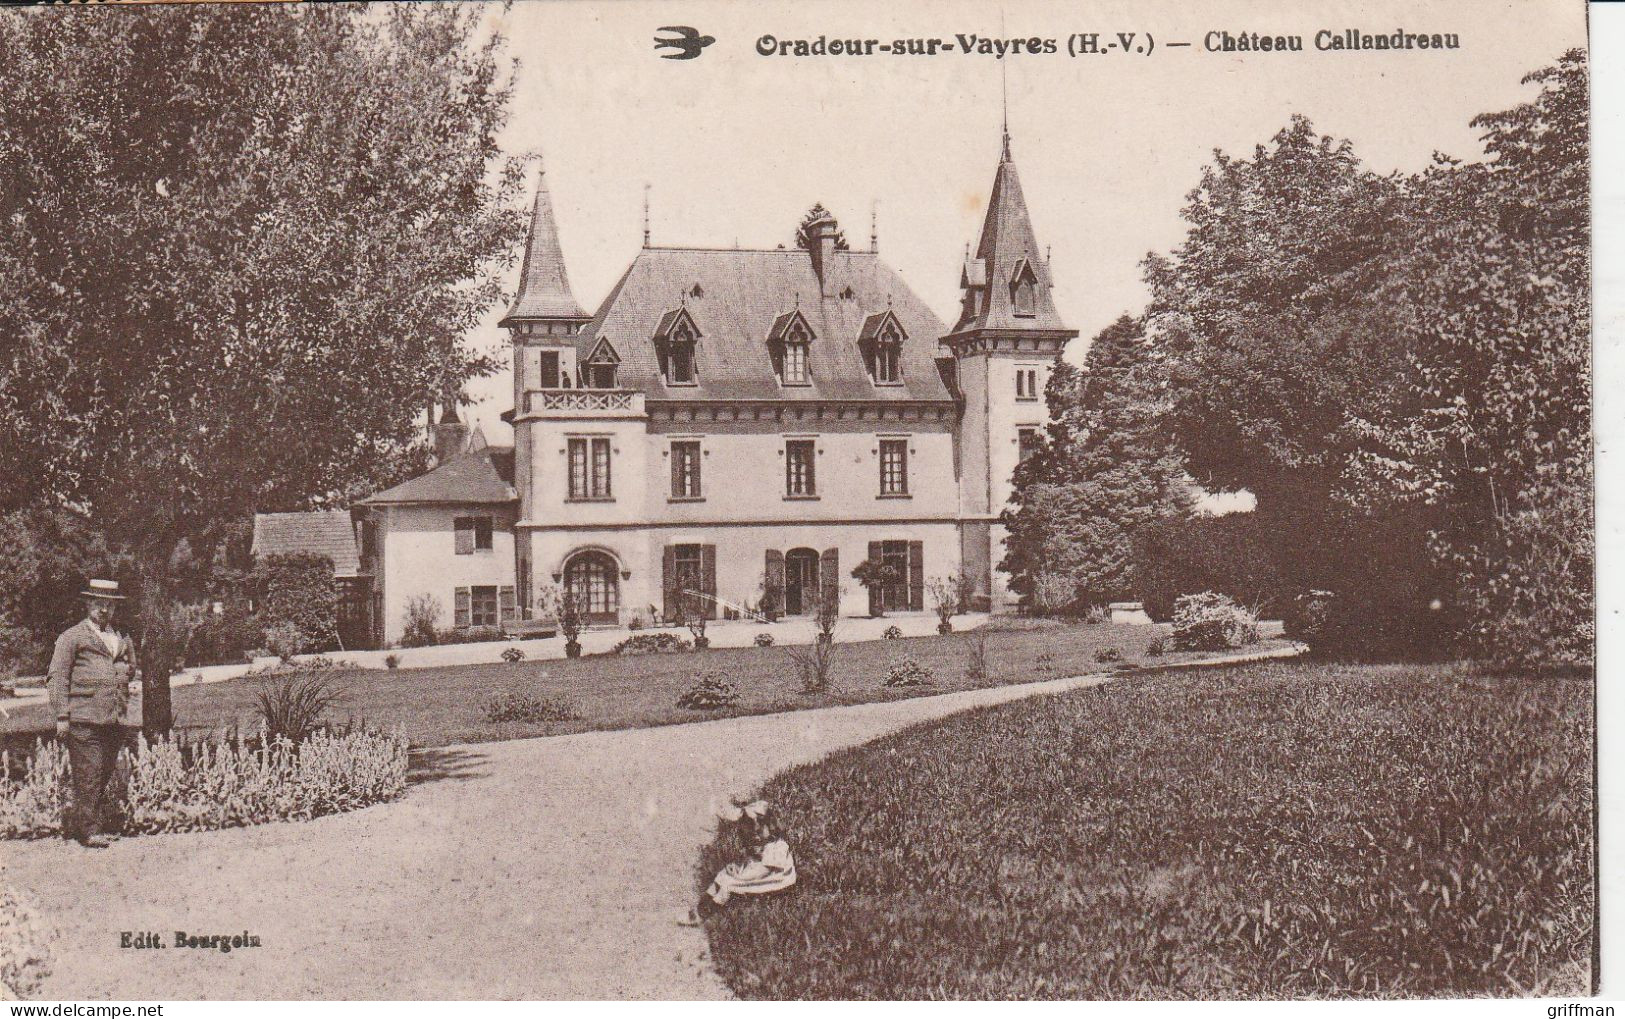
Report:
612,632,691,656
501,646,526,663
0,728,408,839
882,656,933,688
483,692,580,724
1170,592,1261,652
882,625,904,640
401,594,440,648
754,632,775,647
256,553,339,655
677,671,740,710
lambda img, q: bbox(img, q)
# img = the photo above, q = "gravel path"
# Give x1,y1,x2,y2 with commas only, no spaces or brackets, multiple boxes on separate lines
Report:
6,647,1301,999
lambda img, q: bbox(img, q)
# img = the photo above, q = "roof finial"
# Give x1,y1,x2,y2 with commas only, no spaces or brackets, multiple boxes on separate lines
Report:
642,183,651,248
870,201,878,254
999,13,1011,161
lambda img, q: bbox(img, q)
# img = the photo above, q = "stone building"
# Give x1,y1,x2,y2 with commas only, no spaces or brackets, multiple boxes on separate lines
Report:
357,133,1074,644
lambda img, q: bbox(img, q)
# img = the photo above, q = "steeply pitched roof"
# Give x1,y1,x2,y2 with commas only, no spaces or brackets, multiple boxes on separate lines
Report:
500,164,588,325
251,511,362,578
359,447,517,507
575,247,953,402
951,143,1068,334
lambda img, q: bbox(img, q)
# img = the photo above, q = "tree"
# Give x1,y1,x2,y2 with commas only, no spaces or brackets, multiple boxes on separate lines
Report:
0,6,529,728
1344,51,1590,666
1000,316,1191,613
794,203,850,251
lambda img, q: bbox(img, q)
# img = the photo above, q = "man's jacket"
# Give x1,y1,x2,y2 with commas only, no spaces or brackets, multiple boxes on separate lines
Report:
47,619,133,726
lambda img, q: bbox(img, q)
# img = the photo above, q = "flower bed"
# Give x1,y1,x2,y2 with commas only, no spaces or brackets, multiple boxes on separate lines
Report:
0,727,408,839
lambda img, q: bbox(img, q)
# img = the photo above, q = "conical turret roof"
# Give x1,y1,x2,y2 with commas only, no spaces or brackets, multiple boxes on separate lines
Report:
952,140,1067,334
501,161,587,326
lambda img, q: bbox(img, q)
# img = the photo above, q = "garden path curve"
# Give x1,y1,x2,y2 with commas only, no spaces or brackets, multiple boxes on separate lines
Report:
7,648,1299,1000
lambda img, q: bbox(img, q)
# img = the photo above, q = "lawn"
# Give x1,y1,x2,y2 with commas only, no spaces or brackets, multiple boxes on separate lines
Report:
0,620,1277,753
698,660,1593,999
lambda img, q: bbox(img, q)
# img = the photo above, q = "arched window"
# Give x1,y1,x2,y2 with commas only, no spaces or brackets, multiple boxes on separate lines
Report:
782,323,810,385
563,551,620,622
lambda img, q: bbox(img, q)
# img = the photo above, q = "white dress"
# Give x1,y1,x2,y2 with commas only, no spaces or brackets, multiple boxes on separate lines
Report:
706,839,797,905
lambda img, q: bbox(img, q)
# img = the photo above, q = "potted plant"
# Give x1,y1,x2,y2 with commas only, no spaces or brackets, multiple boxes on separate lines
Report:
927,573,964,635
850,559,900,618
558,587,588,659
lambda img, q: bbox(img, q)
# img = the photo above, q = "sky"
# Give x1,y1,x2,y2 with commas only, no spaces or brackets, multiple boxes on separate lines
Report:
457,0,1587,442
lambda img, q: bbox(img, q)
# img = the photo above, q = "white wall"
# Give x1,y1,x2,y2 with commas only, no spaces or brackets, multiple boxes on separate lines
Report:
378,504,517,644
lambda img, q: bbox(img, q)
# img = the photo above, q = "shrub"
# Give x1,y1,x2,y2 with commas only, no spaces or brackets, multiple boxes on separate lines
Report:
255,552,339,654
1170,592,1261,652
754,632,775,647
501,646,526,663
1083,604,1109,625
1035,652,1055,673
612,632,691,656
436,625,504,646
1,729,408,839
963,630,991,682
677,671,740,710
927,574,966,633
254,671,339,745
882,656,933,687
384,653,401,670
402,594,441,648
1145,635,1166,657
1029,571,1082,618
1094,646,1123,663
187,608,266,668
0,874,50,997
851,559,901,617
627,614,645,631
263,621,306,662
882,625,904,640
483,692,580,724
788,637,837,695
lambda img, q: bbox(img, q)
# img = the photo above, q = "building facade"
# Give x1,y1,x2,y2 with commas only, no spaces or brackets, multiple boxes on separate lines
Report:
362,135,1074,644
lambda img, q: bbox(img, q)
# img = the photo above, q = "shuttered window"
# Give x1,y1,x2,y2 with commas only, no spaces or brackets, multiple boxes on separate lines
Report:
470,586,499,628
454,516,493,554
454,587,471,628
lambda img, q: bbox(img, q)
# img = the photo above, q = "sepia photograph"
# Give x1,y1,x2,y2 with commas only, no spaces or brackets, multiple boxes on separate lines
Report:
0,0,1598,1003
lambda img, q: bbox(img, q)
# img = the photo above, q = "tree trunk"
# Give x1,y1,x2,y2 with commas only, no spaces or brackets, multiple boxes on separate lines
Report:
133,557,180,735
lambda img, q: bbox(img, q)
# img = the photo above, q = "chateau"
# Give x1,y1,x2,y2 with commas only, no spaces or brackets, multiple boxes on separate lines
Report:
355,133,1075,644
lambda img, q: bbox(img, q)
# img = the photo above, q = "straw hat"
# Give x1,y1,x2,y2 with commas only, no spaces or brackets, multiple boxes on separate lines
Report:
80,579,126,600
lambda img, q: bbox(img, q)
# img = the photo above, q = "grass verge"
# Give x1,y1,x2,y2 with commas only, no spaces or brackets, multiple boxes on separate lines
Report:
699,660,1592,999
1,622,1268,752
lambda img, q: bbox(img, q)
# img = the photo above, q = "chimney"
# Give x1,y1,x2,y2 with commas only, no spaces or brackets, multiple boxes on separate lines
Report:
807,214,838,295
433,403,470,465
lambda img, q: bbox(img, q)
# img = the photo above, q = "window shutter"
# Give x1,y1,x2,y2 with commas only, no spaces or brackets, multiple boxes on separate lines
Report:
908,541,925,611
454,518,473,555
820,548,839,616
701,545,718,620
671,444,681,497
499,586,516,625
454,587,471,628
867,541,885,615
663,546,678,624
764,549,785,616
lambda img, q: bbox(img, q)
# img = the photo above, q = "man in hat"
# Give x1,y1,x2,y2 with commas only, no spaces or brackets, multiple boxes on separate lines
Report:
47,578,139,848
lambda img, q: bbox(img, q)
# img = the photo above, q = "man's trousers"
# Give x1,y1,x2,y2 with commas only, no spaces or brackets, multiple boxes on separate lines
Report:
62,722,128,841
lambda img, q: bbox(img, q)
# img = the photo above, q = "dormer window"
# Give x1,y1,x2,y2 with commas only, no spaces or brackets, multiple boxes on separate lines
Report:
583,337,620,389
1010,259,1039,318
652,307,702,387
859,310,907,386
767,309,816,387
667,321,697,384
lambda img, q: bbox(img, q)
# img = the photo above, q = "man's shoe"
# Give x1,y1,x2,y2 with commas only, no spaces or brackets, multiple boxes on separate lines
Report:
78,834,113,849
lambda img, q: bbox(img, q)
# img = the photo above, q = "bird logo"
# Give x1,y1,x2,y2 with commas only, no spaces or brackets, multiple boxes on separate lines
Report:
654,26,715,60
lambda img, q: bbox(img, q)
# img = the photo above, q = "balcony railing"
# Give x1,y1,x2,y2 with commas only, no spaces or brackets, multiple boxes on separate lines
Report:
523,388,645,416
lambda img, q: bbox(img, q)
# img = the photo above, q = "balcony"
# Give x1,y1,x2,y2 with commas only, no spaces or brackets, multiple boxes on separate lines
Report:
521,388,646,418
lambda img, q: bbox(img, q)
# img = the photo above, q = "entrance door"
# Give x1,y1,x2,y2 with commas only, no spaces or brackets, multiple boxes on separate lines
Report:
784,548,821,615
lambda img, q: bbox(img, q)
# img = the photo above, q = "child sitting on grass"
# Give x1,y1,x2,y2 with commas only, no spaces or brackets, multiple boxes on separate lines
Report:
681,800,797,925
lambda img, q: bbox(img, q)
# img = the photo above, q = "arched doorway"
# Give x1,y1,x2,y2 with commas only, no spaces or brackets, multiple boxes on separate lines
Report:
563,550,620,625
784,548,821,616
